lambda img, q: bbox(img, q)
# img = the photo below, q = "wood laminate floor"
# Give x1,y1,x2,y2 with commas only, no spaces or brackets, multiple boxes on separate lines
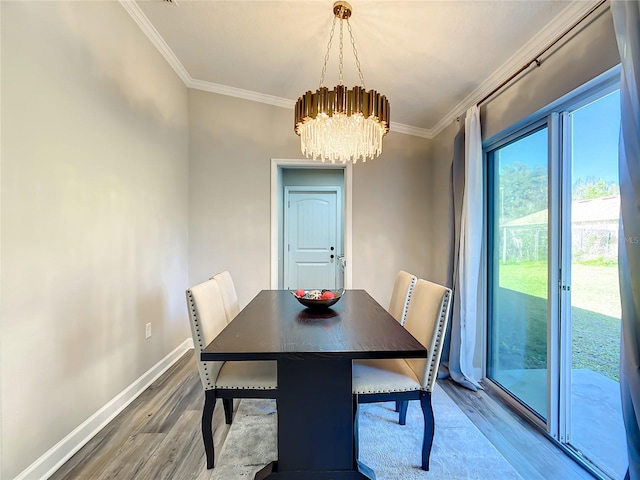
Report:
50,352,232,480
51,351,595,480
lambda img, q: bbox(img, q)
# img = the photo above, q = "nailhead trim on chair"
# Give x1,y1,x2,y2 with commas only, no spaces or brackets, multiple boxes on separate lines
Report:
401,275,417,325
215,384,274,390
187,288,276,391
426,289,451,393
356,386,417,394
186,289,215,391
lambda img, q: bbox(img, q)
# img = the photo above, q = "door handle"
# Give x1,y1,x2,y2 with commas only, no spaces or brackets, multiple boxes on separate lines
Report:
330,254,335,259
330,246,335,251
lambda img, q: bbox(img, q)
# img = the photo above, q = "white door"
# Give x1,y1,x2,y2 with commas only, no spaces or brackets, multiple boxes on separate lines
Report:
284,188,339,290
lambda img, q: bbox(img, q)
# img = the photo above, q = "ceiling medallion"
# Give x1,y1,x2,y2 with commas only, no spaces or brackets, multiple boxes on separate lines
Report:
294,1,390,164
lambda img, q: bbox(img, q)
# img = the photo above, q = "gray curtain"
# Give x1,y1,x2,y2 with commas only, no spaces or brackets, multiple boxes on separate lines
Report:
612,1,640,479
440,122,466,385
440,107,482,392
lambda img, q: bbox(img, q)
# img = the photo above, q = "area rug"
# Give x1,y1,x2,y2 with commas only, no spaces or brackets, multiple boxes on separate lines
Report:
211,384,523,480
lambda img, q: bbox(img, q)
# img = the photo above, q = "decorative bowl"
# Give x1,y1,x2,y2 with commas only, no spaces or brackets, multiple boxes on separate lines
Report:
291,289,345,309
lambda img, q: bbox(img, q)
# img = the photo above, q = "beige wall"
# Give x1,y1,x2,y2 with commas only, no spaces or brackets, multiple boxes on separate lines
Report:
188,89,432,308
1,3,189,478
427,6,619,372
351,131,432,304
424,120,461,287
188,90,300,307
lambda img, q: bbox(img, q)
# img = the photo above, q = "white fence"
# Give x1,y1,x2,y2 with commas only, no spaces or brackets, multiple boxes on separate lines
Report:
498,221,618,263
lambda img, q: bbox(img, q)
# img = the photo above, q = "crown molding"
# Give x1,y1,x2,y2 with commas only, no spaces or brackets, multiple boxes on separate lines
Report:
119,0,192,85
429,0,603,138
121,0,601,141
190,77,432,138
189,79,296,109
389,122,433,139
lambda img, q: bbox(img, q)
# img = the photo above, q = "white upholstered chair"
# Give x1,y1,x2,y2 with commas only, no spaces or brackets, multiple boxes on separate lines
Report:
388,270,417,325
388,270,417,414
210,270,241,323
186,278,277,469
353,278,452,471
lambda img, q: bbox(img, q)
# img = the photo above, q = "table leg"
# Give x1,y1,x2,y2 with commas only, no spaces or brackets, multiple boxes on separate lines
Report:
258,358,373,480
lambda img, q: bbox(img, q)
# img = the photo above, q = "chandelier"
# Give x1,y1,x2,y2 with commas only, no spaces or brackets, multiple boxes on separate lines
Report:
294,1,390,164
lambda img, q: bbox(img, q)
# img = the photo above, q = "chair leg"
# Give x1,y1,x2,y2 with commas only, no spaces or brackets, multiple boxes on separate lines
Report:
420,391,434,471
398,400,409,425
223,398,234,424
353,395,360,463
395,400,400,412
202,389,216,469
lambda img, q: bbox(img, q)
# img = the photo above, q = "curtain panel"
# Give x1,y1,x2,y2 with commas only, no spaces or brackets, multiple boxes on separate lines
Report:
612,1,640,479
441,105,483,391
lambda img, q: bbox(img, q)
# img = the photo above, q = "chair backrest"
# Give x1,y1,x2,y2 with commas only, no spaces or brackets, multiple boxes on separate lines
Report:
403,279,452,392
186,279,228,391
388,270,417,325
210,271,240,323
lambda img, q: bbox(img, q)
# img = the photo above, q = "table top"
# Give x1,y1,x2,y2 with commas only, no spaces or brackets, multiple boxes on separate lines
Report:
201,289,427,361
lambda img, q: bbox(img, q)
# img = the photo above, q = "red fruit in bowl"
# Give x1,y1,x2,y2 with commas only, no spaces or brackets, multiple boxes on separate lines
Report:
295,289,306,297
321,291,335,300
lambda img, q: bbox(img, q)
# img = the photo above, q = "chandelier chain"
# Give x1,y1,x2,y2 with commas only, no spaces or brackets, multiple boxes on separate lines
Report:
338,19,344,85
346,18,365,89
319,15,338,88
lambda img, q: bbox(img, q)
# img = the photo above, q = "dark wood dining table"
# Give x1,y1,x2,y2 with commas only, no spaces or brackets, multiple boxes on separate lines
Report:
201,289,427,480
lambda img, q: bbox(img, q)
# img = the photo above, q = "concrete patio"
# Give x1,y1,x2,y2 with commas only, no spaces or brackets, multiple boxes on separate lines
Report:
495,368,627,479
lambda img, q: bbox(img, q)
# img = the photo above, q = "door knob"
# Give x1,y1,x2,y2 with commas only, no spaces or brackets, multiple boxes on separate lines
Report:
330,254,335,259
330,246,335,251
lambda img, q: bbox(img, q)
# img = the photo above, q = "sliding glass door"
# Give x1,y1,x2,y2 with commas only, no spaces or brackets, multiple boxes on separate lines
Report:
562,90,626,479
486,80,626,478
488,125,549,421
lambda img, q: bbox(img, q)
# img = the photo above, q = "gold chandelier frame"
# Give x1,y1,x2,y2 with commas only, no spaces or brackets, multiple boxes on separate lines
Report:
294,1,390,163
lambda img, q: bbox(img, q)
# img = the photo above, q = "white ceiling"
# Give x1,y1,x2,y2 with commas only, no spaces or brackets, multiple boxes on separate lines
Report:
124,0,597,138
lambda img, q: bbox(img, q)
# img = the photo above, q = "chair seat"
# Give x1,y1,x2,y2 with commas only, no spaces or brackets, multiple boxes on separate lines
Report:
353,358,421,394
215,360,277,390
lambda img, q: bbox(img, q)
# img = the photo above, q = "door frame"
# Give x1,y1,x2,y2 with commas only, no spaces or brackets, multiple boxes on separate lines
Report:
270,158,352,289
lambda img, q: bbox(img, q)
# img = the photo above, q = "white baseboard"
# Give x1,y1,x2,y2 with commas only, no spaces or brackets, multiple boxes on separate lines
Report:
15,338,194,480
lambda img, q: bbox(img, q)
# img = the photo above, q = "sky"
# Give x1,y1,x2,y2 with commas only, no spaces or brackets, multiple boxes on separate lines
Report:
496,89,621,185
572,90,620,183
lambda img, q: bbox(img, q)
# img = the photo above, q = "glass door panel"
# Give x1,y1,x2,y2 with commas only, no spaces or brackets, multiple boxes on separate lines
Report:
566,90,626,478
488,126,549,420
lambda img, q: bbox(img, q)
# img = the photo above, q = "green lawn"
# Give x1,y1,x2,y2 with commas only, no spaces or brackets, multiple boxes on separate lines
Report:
496,261,621,381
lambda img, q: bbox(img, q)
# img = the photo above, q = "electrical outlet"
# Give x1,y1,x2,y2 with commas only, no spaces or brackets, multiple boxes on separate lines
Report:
145,322,152,339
